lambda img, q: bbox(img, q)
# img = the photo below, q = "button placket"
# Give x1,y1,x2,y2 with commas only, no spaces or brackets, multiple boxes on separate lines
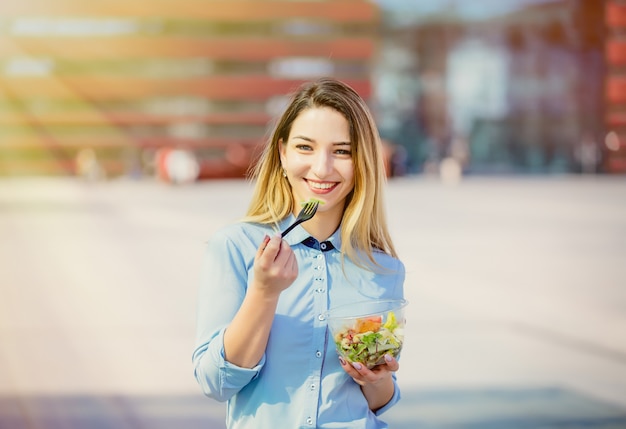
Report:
307,248,327,428
313,251,325,282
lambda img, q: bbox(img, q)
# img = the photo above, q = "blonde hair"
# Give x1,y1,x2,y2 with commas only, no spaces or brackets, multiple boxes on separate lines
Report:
244,77,397,268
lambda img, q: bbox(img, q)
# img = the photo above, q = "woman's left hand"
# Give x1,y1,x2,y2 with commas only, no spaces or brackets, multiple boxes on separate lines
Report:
339,354,399,411
338,354,399,387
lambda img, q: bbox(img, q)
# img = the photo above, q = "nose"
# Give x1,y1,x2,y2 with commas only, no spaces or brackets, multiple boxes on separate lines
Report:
312,150,333,178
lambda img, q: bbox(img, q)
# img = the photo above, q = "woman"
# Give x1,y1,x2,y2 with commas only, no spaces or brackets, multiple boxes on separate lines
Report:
193,77,405,428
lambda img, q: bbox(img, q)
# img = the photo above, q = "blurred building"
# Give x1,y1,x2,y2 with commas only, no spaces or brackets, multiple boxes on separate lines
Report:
374,0,623,175
0,0,379,179
1,0,624,179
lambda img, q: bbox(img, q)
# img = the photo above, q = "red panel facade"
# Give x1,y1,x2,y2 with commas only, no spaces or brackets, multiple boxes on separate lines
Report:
605,0,626,173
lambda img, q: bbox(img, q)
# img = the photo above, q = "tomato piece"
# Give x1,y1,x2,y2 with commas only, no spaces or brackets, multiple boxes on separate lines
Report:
355,316,382,333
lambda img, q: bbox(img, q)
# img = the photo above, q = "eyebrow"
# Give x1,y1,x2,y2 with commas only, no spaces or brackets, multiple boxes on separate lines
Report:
292,135,351,146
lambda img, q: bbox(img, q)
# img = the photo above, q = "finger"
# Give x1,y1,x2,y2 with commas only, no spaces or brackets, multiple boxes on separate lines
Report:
350,361,370,375
259,235,281,261
274,244,298,282
383,354,399,372
256,235,271,258
354,361,390,384
274,238,295,268
338,357,359,377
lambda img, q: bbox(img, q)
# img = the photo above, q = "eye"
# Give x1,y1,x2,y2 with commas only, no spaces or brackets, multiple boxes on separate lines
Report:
295,144,313,151
334,147,352,156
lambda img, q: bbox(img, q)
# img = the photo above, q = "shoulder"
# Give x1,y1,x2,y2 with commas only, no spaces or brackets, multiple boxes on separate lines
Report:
341,250,405,299
346,249,405,280
371,250,406,274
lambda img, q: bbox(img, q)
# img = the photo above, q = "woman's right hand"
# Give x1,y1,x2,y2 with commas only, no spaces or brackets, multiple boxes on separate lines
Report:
252,235,298,298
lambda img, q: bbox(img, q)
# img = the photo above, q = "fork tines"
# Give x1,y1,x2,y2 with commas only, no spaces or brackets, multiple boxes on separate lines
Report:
280,200,320,237
303,200,319,217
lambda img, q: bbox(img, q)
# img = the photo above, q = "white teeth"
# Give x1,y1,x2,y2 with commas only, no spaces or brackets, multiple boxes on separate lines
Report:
309,182,334,189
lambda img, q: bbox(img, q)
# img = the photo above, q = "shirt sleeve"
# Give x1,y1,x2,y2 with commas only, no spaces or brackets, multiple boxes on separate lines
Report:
193,327,265,402
192,227,265,402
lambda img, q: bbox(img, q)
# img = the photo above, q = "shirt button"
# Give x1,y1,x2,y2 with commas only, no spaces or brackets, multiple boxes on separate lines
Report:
306,417,313,425
316,350,322,358
310,384,316,390
315,287,325,293
316,254,323,259
321,243,327,250
318,314,325,321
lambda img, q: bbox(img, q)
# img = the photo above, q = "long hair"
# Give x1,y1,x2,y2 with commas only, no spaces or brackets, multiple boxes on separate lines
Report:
243,77,397,268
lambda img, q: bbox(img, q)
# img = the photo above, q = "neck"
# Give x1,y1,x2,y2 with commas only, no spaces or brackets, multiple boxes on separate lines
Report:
299,207,342,242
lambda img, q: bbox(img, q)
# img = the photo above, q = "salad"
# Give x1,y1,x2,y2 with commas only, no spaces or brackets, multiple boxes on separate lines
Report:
301,197,325,206
333,311,404,368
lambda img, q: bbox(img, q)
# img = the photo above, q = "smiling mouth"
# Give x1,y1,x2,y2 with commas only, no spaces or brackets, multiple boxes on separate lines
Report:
306,179,338,191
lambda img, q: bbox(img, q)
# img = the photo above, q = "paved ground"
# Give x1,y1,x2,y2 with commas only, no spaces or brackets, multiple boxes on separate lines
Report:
1,175,626,428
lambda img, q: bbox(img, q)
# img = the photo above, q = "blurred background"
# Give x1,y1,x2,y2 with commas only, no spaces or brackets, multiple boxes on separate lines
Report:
0,0,624,182
1,1,626,428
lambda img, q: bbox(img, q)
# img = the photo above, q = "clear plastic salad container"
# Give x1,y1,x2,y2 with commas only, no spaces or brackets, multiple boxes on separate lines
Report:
326,299,407,369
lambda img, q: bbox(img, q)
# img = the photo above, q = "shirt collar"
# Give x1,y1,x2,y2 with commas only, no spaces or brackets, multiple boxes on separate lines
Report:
301,236,335,252
278,215,342,251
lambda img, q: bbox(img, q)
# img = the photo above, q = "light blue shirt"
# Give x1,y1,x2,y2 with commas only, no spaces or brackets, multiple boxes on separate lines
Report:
192,216,405,429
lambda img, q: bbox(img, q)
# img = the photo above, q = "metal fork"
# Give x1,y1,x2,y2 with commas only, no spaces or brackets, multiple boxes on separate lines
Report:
281,200,320,237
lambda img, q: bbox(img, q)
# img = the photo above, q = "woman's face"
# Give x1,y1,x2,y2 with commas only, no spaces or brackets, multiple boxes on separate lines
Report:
279,107,355,218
